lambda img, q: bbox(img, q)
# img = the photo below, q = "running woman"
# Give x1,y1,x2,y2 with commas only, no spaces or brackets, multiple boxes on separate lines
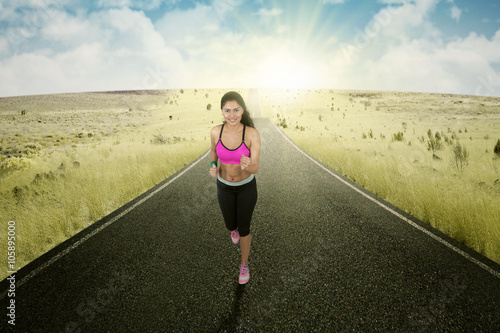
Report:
209,91,261,284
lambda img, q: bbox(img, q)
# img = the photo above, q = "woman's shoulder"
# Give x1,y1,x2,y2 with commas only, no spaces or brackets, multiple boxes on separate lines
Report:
245,125,259,136
211,124,223,135
245,126,260,141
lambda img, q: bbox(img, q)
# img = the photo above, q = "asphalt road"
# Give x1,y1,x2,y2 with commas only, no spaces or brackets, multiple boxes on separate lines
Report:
2,91,500,332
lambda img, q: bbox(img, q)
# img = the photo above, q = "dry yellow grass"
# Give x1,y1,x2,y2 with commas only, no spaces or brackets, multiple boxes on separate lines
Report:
260,89,500,264
0,89,234,280
2,88,498,281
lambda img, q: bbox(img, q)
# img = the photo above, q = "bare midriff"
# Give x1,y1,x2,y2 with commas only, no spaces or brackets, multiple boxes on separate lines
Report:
219,163,252,182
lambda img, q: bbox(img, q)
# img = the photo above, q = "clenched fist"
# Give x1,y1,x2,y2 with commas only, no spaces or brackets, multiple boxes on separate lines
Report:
240,154,251,170
209,165,218,177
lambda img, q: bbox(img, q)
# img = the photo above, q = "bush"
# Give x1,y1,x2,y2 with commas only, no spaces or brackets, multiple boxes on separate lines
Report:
151,133,169,144
426,130,444,152
24,142,42,155
392,132,404,141
207,104,212,111
494,139,500,157
453,142,469,172
1,156,33,171
427,138,444,151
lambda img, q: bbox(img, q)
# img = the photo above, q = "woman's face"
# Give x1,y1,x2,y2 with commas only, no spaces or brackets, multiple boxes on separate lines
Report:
221,100,243,126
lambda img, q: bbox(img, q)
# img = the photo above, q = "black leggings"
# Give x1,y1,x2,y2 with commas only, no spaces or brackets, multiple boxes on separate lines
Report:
217,177,258,237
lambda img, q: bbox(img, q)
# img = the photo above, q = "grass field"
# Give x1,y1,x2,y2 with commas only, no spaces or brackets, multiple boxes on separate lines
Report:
260,89,500,265
0,89,229,280
1,88,499,281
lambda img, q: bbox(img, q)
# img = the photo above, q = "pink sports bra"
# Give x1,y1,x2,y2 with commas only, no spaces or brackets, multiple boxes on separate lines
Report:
216,124,250,165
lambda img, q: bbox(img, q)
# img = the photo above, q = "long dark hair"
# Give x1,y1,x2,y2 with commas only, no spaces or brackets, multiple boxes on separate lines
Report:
220,91,255,128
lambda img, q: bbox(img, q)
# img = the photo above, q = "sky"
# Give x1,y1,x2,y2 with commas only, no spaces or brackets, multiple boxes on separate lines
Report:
0,0,500,97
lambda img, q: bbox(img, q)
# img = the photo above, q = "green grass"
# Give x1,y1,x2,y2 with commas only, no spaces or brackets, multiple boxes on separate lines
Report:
260,89,500,265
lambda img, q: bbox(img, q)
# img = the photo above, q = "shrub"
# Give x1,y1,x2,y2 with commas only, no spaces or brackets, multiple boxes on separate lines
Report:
207,104,212,111
392,132,404,141
426,130,444,152
1,156,33,171
151,133,169,144
494,139,500,157
453,142,469,172
427,138,443,151
24,142,42,154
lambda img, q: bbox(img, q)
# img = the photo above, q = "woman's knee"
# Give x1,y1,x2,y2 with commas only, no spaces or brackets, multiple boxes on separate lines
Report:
238,225,250,237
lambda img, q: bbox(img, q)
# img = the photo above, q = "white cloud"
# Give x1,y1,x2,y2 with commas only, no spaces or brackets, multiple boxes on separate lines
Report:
0,53,67,97
322,0,345,4
41,10,94,45
1,0,499,97
256,8,283,17
0,6,186,96
0,36,8,56
95,7,167,53
447,31,500,63
212,0,245,20
155,4,221,54
96,0,180,11
0,0,68,22
331,1,500,96
450,5,461,22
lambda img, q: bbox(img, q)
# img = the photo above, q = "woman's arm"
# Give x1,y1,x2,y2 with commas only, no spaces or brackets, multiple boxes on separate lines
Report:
241,127,261,174
209,126,220,177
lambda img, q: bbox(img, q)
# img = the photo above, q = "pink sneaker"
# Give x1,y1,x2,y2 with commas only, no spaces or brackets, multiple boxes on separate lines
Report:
239,264,249,284
231,229,240,244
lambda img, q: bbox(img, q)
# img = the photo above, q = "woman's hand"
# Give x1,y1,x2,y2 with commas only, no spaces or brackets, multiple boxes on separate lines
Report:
240,154,251,170
209,165,218,177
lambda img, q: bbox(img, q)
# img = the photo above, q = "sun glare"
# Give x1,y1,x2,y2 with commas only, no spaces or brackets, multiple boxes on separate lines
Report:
258,53,318,89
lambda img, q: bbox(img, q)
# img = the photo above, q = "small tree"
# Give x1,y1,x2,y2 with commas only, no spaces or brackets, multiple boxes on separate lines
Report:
206,103,212,111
